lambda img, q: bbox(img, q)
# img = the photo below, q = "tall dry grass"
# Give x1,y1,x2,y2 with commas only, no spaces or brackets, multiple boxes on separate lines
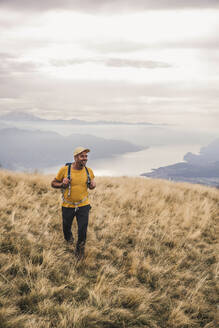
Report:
0,169,218,328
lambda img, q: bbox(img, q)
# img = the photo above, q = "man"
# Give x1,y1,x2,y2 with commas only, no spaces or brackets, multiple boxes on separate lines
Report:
51,147,96,259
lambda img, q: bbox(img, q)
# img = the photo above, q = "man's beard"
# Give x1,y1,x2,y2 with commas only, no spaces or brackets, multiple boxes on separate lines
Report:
79,161,87,167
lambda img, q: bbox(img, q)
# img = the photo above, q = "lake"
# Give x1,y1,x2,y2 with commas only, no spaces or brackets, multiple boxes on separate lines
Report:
1,120,210,177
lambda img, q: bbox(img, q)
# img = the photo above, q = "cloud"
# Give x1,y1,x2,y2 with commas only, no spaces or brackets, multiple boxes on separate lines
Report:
159,37,219,50
50,57,171,69
106,58,171,69
0,71,218,117
0,71,218,134
0,0,219,13
83,36,219,55
0,53,40,75
84,41,149,54
0,53,15,60
0,8,43,30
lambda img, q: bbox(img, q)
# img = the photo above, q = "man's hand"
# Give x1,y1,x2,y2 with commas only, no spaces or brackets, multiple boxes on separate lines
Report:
62,178,70,188
51,178,70,189
89,180,96,190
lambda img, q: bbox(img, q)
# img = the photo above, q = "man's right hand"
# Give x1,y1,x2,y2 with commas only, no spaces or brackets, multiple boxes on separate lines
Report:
62,178,70,188
51,177,71,189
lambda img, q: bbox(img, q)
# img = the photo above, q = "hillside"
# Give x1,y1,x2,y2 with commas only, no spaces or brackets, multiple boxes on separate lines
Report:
0,170,218,328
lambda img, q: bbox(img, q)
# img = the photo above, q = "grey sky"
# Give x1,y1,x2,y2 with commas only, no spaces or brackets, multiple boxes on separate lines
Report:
50,58,172,69
0,1,218,134
0,0,219,12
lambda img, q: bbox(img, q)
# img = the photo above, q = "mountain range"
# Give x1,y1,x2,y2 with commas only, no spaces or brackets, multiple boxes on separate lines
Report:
0,127,143,170
0,112,157,126
0,111,214,148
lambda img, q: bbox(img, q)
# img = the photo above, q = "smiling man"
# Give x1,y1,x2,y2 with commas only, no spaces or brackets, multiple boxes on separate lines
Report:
51,147,96,259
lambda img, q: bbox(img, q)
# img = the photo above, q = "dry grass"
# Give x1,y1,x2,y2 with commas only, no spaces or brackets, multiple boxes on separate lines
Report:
0,169,218,328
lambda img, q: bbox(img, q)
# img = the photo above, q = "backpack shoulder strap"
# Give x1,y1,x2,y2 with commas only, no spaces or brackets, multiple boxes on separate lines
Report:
65,163,72,196
65,163,72,180
64,164,90,188
85,166,91,187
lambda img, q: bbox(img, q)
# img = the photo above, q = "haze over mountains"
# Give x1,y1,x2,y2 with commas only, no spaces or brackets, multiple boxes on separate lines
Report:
0,112,157,126
0,127,143,170
1,111,219,187
0,111,149,170
0,111,214,148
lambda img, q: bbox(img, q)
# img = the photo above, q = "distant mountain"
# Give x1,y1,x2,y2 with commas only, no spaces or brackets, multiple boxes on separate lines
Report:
0,112,87,125
0,127,144,170
0,111,157,126
141,139,219,187
183,138,219,165
0,112,44,122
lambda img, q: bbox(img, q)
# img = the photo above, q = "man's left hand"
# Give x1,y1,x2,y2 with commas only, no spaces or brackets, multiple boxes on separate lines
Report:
89,180,96,189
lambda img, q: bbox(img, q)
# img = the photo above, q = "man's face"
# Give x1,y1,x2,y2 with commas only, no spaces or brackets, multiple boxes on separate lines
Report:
75,151,88,167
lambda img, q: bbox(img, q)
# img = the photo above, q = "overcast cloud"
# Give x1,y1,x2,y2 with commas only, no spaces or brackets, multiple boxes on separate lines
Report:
50,58,171,69
0,1,218,135
1,0,219,12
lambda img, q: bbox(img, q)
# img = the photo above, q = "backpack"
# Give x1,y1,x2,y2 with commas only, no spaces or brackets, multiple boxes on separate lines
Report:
61,163,91,209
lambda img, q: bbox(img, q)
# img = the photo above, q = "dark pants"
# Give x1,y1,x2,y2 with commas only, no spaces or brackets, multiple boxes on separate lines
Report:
62,205,91,254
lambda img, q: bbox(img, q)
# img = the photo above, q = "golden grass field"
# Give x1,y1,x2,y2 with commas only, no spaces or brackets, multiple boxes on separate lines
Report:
0,169,218,328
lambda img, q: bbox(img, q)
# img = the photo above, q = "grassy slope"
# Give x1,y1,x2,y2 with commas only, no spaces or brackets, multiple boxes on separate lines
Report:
0,170,218,328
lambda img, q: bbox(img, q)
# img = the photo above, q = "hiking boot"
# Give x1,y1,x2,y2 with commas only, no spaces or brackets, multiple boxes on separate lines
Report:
75,247,85,260
66,237,74,245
